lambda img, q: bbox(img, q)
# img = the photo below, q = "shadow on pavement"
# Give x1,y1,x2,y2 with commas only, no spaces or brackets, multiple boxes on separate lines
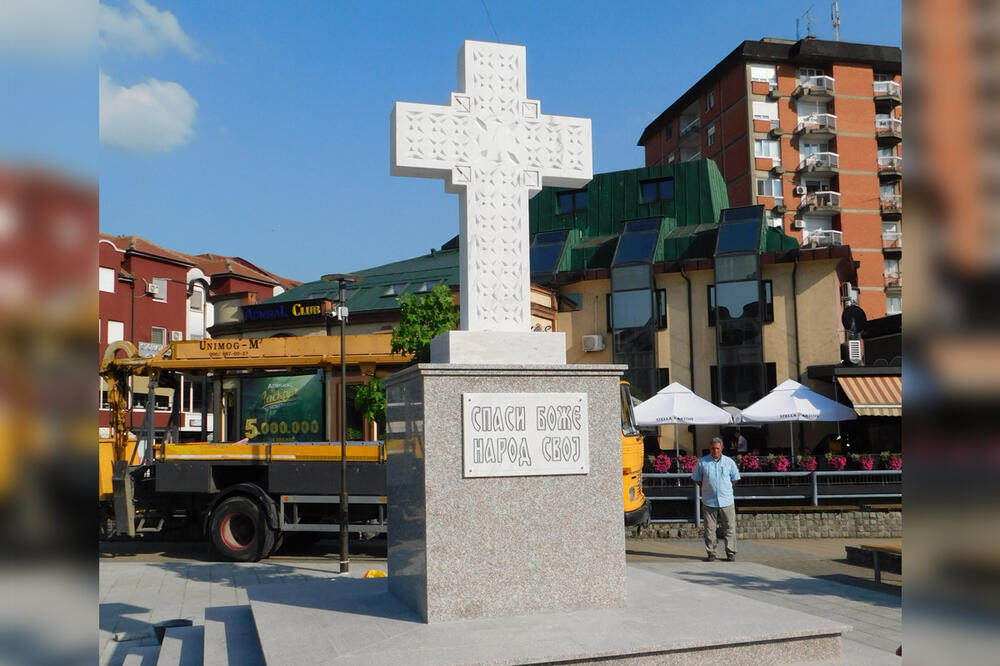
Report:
666,569,901,609
625,549,705,561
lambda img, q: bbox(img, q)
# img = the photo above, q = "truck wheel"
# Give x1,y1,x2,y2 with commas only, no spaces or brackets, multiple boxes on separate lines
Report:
209,496,274,562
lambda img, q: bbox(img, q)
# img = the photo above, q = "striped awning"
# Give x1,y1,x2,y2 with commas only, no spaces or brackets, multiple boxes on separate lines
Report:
836,375,901,416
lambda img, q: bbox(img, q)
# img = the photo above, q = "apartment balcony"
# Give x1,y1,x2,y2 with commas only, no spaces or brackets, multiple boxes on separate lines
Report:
798,190,841,214
797,151,840,176
804,229,843,248
876,117,902,142
873,80,902,105
795,113,837,139
793,75,836,101
877,155,902,179
882,231,903,252
880,194,903,219
679,117,701,138
683,151,702,163
884,272,903,290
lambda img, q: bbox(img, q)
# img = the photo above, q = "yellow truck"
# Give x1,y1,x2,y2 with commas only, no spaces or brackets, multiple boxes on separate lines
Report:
100,338,649,560
620,380,650,527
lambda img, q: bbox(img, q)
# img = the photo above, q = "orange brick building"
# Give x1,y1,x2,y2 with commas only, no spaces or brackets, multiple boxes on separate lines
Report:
638,37,901,317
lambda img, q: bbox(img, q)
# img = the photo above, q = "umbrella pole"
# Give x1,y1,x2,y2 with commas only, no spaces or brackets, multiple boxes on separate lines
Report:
674,424,681,486
789,422,795,462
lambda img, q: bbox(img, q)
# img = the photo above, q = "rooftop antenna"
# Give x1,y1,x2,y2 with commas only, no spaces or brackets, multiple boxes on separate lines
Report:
831,1,841,41
797,5,816,39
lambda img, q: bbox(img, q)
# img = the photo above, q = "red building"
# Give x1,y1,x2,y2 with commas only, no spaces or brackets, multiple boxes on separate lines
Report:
638,37,902,318
99,233,298,441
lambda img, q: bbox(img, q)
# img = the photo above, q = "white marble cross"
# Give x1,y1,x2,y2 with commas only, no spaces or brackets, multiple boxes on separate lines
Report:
391,40,592,333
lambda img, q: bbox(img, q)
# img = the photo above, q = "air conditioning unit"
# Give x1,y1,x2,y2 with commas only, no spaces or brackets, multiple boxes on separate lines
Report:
847,339,863,364
145,282,159,295
794,185,807,195
581,334,606,352
170,330,183,341
840,282,853,301
792,219,805,229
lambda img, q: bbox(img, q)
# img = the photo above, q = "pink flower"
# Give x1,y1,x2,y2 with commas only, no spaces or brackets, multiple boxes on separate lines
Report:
826,454,848,471
853,453,875,470
652,453,672,473
888,457,902,470
772,456,791,472
739,453,760,471
680,455,699,473
798,455,817,471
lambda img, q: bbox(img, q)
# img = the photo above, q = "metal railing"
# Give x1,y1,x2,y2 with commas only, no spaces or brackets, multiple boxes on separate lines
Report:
805,229,843,247
798,151,839,171
798,190,841,209
884,272,902,288
874,80,902,97
800,75,836,94
876,117,902,135
882,231,902,248
880,193,902,211
796,113,837,133
878,155,902,172
680,117,701,136
642,470,902,525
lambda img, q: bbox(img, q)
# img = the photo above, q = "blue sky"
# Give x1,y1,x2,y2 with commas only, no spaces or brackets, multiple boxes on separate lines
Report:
90,1,901,282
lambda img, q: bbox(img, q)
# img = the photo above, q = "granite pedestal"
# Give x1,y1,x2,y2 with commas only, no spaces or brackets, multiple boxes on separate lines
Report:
383,363,627,623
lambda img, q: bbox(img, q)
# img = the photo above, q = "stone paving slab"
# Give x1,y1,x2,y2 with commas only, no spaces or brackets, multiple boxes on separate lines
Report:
631,559,901,662
246,564,847,665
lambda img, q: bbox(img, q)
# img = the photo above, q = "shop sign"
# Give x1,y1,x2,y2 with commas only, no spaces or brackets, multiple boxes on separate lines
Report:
243,298,327,323
462,393,589,478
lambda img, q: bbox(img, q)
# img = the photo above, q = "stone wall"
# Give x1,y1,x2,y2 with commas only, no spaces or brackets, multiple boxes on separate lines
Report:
630,510,901,540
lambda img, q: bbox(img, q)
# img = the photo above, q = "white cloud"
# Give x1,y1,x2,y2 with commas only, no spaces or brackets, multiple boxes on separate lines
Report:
0,0,97,60
100,71,198,152
100,0,197,58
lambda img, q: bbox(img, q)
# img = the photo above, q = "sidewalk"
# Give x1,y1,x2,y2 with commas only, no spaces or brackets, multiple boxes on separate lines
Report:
626,537,901,663
99,537,900,664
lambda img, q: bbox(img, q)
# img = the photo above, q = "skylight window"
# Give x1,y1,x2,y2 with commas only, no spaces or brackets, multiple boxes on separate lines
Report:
530,230,569,275
382,283,408,297
413,278,444,293
612,218,661,265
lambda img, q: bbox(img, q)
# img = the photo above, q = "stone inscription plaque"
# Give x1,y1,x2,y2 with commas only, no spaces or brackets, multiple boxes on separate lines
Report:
462,393,589,477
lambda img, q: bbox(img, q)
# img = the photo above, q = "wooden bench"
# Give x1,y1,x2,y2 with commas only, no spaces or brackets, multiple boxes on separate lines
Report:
845,543,901,583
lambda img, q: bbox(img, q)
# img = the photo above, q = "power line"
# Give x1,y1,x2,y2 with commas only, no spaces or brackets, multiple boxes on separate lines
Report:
480,0,500,41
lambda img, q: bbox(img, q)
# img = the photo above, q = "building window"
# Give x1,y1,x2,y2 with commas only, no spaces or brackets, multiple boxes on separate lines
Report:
665,123,672,139
150,327,166,346
155,394,170,411
189,289,204,312
799,67,824,81
752,101,778,122
710,363,777,405
667,154,675,164
382,283,408,297
706,91,715,110
107,320,124,344
413,278,444,293
707,125,716,146
886,295,901,315
99,267,116,293
657,368,670,390
750,64,777,86
756,177,784,199
884,257,900,278
152,277,168,302
708,281,773,326
754,138,781,163
556,189,588,214
640,177,674,203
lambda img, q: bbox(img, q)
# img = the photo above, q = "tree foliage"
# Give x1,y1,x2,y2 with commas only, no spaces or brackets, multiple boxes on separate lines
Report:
353,376,386,429
390,284,459,364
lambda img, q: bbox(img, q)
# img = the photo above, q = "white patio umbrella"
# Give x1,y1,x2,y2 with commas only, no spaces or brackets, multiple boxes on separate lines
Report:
633,382,734,463
739,379,857,460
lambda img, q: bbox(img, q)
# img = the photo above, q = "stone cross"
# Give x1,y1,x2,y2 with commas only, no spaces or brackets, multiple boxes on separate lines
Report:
391,40,592,333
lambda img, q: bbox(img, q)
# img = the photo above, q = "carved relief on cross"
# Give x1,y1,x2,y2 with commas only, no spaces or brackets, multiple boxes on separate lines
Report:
391,40,592,333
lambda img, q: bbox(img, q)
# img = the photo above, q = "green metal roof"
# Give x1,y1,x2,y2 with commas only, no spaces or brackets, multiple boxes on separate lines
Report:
266,247,460,313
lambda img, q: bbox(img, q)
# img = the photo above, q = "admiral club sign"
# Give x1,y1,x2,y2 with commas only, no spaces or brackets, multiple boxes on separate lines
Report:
242,298,329,323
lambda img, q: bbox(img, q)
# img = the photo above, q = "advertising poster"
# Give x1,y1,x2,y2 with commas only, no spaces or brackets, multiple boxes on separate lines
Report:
241,373,324,442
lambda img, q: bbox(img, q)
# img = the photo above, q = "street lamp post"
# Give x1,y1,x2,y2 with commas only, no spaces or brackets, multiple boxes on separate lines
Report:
321,273,361,574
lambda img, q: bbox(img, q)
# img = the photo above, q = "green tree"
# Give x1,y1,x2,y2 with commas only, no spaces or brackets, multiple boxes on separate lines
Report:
390,284,459,364
353,376,386,432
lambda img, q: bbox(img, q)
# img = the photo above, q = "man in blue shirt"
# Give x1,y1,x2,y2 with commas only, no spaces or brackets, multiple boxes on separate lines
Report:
692,437,741,561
